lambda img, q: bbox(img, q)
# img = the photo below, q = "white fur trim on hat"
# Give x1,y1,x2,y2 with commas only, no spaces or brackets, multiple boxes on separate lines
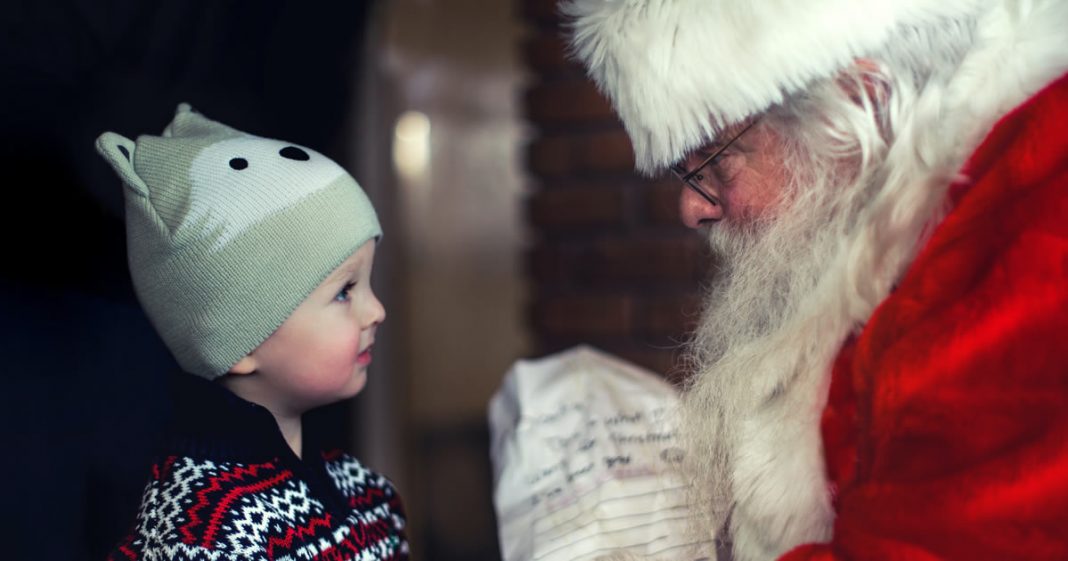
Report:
561,0,987,173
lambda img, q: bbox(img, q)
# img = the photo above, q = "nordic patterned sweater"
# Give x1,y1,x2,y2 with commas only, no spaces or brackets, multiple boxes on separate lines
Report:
107,374,409,561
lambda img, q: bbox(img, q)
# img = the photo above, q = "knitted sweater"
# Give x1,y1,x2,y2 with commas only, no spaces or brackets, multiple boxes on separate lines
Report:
107,374,408,561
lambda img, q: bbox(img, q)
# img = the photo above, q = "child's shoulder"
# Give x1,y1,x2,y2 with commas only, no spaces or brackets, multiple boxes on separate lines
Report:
109,452,408,561
320,449,406,509
109,454,301,560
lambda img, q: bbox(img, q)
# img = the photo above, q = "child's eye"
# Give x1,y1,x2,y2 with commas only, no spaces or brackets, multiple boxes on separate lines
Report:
335,282,356,302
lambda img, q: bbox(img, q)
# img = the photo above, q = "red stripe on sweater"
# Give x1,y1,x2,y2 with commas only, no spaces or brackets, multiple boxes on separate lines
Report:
201,469,294,547
176,461,288,546
264,512,335,561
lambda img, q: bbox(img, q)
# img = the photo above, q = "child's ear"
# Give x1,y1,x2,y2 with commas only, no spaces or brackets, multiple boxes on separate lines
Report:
229,355,258,376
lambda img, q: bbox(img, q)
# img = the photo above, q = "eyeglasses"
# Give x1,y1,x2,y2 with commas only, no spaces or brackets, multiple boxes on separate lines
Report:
669,119,759,207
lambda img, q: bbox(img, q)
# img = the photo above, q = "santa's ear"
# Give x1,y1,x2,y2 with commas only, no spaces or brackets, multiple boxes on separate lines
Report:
837,58,890,110
228,355,258,376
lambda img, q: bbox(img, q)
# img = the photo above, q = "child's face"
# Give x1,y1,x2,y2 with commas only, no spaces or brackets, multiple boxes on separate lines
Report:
241,240,384,414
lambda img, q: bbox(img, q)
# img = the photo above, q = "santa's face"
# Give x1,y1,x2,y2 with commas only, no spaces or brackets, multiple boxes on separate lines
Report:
675,103,877,390
676,120,793,231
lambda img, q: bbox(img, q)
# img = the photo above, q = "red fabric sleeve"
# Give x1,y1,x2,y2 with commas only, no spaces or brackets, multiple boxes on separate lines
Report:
780,73,1068,561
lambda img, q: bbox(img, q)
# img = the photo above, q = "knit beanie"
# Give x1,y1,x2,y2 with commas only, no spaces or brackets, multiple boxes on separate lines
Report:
95,103,381,379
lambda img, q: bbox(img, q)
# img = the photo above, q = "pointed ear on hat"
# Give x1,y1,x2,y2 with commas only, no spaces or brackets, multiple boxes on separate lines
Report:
163,102,241,139
95,131,149,197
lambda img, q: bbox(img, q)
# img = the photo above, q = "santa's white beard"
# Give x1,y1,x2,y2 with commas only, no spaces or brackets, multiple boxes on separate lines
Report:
699,162,854,369
678,137,875,559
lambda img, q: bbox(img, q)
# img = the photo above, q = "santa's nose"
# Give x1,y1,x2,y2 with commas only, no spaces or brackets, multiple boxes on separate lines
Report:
679,184,723,229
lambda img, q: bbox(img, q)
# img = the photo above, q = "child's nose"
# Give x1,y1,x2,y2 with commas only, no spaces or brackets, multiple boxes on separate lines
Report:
362,292,386,328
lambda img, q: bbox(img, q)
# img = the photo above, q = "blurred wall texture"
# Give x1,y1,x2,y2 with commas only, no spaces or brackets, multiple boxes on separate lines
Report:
367,0,530,558
519,0,706,382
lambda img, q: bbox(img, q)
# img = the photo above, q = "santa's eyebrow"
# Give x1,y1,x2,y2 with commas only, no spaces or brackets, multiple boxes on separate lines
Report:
691,126,746,156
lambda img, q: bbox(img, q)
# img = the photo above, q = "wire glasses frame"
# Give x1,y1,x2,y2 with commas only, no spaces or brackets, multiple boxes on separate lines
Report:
669,119,760,207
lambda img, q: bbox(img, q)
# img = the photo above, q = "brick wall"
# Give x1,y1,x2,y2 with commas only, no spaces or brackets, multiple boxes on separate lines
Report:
520,0,710,381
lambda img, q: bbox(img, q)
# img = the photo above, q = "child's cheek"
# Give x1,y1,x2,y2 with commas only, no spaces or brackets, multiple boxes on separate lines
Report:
333,329,368,396
325,326,364,374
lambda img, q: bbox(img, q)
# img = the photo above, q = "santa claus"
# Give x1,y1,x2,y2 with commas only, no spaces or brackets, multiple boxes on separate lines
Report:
562,0,1068,559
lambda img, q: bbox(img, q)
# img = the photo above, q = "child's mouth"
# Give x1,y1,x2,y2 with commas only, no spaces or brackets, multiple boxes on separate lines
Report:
357,346,373,366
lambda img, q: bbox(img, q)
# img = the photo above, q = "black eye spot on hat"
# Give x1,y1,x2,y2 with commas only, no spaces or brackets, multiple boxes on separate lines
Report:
117,145,130,160
279,146,310,161
229,157,248,170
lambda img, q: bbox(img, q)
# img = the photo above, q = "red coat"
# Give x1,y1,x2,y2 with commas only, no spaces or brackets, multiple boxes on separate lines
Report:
782,73,1068,561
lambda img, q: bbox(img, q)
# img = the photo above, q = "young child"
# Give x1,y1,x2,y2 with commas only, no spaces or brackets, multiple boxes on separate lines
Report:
95,104,408,560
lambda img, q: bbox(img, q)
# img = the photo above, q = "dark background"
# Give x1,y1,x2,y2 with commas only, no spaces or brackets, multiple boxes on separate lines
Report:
0,2,374,559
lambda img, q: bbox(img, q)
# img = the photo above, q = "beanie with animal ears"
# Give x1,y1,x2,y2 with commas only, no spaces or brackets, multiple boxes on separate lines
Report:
95,103,381,379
